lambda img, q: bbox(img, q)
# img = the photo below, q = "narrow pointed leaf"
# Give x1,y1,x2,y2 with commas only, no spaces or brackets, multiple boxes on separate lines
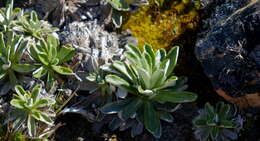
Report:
14,85,27,100
57,45,75,63
101,99,131,114
52,65,74,75
105,74,130,87
153,91,197,103
33,66,47,78
165,46,179,76
31,84,41,103
119,98,143,120
144,102,160,135
12,64,36,73
10,99,25,109
27,115,36,137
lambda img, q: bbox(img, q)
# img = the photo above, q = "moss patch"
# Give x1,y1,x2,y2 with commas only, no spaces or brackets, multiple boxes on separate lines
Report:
122,0,200,50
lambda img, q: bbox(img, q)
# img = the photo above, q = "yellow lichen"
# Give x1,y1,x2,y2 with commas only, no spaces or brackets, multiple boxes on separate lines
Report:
122,0,200,50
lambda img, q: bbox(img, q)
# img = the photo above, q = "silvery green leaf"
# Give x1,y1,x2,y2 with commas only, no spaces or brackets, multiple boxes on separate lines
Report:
0,71,6,80
14,85,27,100
131,120,143,137
112,61,133,81
33,66,47,78
52,65,74,75
10,99,25,109
116,87,128,98
150,69,165,88
112,9,123,28
144,102,160,136
222,129,238,140
38,112,54,125
165,46,179,76
155,0,164,7
33,98,55,108
27,115,36,137
136,67,151,89
157,76,178,90
12,115,26,132
108,0,130,11
0,13,4,22
159,111,173,122
106,74,130,87
153,91,197,104
130,0,149,6
109,118,124,131
143,44,155,67
118,98,143,120
12,64,36,73
101,99,132,114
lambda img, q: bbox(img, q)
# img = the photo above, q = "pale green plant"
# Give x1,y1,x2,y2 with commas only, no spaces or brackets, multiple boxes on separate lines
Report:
102,44,197,137
107,0,149,27
10,84,55,138
0,31,35,85
15,11,58,40
0,0,23,32
30,35,75,90
193,102,243,141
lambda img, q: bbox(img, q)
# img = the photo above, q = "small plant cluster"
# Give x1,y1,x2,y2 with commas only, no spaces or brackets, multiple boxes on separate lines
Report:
0,0,245,141
101,44,197,137
0,0,75,139
193,102,243,141
107,0,149,28
0,0,75,92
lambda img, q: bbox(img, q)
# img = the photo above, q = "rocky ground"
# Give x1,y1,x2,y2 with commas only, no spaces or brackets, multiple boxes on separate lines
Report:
1,0,260,141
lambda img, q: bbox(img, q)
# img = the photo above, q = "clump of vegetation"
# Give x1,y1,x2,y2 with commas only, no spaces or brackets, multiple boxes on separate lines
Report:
101,44,197,137
107,0,149,28
0,31,35,85
122,0,200,49
10,84,55,138
15,11,58,40
0,0,252,140
193,102,243,141
30,35,75,90
0,0,23,32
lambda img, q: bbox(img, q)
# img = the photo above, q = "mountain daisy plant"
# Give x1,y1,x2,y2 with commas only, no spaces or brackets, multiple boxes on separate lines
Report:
101,44,197,138
10,84,55,138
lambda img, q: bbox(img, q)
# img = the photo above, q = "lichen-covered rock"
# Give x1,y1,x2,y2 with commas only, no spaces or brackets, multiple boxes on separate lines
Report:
122,0,200,49
195,0,260,108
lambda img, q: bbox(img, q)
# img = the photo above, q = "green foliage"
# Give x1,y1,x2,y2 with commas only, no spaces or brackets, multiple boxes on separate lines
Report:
10,84,55,138
108,0,149,28
101,44,197,137
10,132,27,141
155,0,164,7
193,102,243,141
86,68,113,103
30,35,75,90
0,31,36,85
0,0,23,32
15,11,58,40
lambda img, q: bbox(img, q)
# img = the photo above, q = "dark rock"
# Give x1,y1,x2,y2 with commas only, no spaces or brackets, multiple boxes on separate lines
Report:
195,0,260,98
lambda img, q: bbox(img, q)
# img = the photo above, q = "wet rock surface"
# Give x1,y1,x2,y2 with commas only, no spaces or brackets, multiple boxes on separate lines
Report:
195,0,260,102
